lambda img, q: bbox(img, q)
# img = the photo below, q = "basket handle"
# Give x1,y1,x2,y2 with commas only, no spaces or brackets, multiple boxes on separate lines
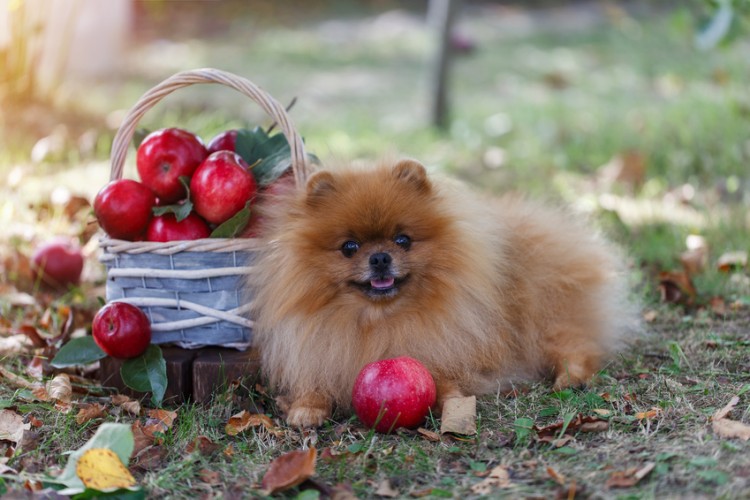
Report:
109,68,310,188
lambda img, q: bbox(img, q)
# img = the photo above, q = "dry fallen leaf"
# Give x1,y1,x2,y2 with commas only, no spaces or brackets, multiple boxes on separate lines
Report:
186,435,221,456
76,403,107,425
374,478,400,498
599,150,646,188
46,374,72,403
658,270,696,304
261,447,317,495
712,396,750,441
635,408,663,420
111,395,141,416
546,466,566,486
440,396,477,435
143,409,178,439
0,409,30,445
417,427,441,442
225,410,282,437
198,468,221,485
470,465,512,495
605,462,655,489
76,448,136,490
709,296,728,316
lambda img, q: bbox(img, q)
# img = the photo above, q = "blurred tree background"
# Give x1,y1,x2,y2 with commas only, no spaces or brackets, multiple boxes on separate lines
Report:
1,0,749,302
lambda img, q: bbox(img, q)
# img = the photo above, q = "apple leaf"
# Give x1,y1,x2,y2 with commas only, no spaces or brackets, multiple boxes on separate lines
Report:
120,345,167,406
210,200,253,238
234,127,271,166
152,176,193,222
51,336,107,368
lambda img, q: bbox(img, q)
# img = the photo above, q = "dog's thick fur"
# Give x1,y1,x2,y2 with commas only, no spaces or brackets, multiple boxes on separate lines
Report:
248,159,633,428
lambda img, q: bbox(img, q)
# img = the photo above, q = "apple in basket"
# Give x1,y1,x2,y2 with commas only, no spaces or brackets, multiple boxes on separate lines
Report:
190,151,258,225
146,212,211,242
351,356,437,433
94,179,156,240
31,238,84,290
206,129,238,154
137,127,208,203
92,302,151,359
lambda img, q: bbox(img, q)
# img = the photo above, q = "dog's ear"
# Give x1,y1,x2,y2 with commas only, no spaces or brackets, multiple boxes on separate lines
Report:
306,170,337,205
392,159,430,193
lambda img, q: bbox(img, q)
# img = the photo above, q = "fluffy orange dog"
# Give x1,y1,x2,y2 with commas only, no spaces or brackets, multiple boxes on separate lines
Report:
249,159,633,428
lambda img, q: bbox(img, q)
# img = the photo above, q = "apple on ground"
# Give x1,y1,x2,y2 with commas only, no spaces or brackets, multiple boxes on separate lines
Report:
31,238,84,290
145,212,211,242
190,151,258,225
94,179,156,240
351,356,436,433
206,129,238,154
137,128,208,203
92,302,151,359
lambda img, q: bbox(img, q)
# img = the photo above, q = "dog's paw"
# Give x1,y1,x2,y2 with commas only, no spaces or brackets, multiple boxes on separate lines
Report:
286,405,330,429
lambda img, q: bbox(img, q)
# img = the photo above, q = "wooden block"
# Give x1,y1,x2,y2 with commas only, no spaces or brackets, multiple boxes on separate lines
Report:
99,346,196,404
192,347,261,403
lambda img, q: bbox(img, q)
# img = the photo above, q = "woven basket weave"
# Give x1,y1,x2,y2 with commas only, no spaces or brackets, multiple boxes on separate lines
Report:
99,68,310,350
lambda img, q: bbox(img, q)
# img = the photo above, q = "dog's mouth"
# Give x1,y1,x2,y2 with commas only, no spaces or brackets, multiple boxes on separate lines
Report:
351,274,408,299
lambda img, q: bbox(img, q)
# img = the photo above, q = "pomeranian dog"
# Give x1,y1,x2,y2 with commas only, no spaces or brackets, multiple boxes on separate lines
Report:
248,159,633,428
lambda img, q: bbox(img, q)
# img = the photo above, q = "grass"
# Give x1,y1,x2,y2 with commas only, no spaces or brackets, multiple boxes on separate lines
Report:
1,1,750,498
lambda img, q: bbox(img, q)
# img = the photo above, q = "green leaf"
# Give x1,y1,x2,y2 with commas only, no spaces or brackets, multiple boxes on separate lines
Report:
294,491,320,500
152,177,193,222
51,336,107,368
52,423,135,491
210,200,252,238
120,345,167,406
697,469,729,485
553,446,578,455
234,127,270,166
538,406,558,418
251,148,293,187
71,487,145,499
513,417,535,444
132,128,151,150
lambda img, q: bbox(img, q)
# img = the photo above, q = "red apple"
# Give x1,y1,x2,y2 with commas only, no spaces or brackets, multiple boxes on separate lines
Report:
352,356,436,433
94,179,156,240
92,302,151,359
206,129,238,154
145,212,210,242
190,151,257,225
31,238,84,290
136,128,207,203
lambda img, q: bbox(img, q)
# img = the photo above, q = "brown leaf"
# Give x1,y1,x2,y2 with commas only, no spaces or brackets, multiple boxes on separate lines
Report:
46,374,72,403
17,325,46,348
186,435,221,456
470,465,512,495
375,478,400,498
635,408,663,420
131,421,154,455
0,410,30,445
198,468,221,485
546,466,566,485
717,251,747,272
606,462,655,489
658,270,696,304
599,151,646,188
75,403,107,425
536,414,608,438
416,427,441,442
712,396,750,441
144,409,178,438
261,447,317,495
440,396,477,435
225,410,282,436
709,296,728,316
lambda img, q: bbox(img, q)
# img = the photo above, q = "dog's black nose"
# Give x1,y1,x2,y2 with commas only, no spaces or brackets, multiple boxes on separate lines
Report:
369,252,392,272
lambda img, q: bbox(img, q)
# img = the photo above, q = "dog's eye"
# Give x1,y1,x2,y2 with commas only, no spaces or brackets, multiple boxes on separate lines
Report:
341,240,360,257
394,234,411,250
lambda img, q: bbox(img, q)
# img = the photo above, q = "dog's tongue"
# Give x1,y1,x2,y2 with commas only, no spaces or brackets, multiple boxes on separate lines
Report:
371,277,395,290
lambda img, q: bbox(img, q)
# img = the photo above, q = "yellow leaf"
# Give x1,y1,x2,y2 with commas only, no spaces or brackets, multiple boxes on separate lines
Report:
76,448,136,490
440,396,477,435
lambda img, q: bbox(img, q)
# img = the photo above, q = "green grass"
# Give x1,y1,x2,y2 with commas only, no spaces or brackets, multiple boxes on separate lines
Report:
1,2,750,498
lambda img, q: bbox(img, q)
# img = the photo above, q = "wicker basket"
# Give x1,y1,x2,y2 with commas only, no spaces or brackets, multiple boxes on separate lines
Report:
99,68,311,350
